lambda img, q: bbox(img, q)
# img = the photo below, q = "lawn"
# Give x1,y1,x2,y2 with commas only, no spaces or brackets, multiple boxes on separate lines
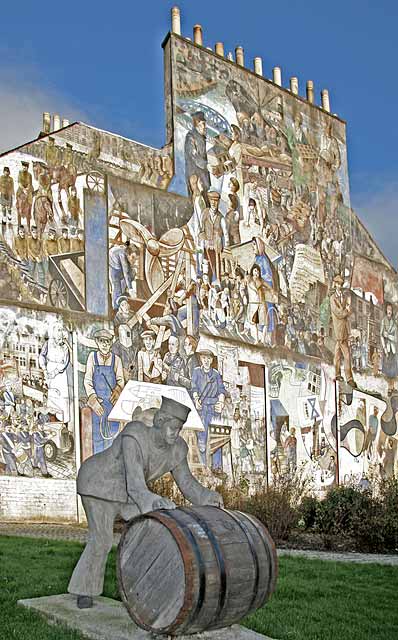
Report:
0,536,397,640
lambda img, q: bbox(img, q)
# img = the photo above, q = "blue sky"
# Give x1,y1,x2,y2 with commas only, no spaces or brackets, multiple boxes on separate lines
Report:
0,0,397,264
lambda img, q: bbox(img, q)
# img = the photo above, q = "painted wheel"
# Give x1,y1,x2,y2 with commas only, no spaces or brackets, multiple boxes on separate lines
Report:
44,440,57,462
49,278,69,308
86,171,105,193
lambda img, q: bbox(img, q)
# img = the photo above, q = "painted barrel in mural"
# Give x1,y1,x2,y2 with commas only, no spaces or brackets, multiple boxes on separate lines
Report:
117,506,277,636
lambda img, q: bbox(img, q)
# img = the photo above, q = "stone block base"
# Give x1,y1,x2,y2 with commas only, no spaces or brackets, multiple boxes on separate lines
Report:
18,594,274,639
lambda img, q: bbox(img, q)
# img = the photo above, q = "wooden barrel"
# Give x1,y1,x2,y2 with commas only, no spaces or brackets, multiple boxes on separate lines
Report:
117,506,277,636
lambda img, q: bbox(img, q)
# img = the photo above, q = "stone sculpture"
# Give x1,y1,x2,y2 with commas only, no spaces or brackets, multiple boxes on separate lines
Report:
68,396,223,609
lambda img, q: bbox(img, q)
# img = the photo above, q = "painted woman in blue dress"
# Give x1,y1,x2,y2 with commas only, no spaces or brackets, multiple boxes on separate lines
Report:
251,236,278,344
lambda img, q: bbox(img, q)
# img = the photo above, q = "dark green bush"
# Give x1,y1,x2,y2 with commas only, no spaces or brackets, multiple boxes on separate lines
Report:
298,496,318,530
314,480,398,552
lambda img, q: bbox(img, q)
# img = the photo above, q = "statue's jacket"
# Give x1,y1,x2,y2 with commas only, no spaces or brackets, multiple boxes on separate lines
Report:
77,420,188,503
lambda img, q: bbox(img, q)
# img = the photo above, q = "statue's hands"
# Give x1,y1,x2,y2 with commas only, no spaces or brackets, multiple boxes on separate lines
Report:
152,496,176,511
202,490,224,508
136,492,176,514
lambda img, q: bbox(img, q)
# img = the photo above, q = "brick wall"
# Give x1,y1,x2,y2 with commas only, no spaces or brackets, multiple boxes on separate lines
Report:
0,478,78,522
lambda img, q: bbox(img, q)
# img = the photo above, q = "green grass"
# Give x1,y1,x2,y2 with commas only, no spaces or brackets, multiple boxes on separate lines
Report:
0,536,397,640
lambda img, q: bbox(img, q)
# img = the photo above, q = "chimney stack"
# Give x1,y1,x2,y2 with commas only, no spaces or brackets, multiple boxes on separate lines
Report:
235,46,244,66
321,89,330,112
306,80,314,104
215,42,224,56
171,6,181,35
62,118,70,128
273,67,282,86
254,57,263,76
42,112,51,134
53,114,61,130
193,24,203,46
290,77,299,95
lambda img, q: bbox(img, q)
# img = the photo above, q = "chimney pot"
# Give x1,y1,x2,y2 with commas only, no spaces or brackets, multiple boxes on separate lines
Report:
53,114,61,130
62,118,70,128
321,89,331,112
171,6,181,35
290,77,299,95
193,24,203,46
215,42,224,56
235,46,244,66
273,66,282,86
306,80,314,104
227,52,234,61
42,112,51,134
254,57,263,76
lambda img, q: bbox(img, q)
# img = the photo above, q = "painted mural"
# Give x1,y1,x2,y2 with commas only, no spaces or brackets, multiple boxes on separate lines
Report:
0,139,86,312
164,35,398,485
0,31,397,508
0,306,75,479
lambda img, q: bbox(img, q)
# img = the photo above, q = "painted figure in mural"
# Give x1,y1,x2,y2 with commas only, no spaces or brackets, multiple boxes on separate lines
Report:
173,335,200,393
44,227,59,256
15,419,34,477
199,189,228,282
365,406,379,461
330,274,356,388
251,236,278,343
380,303,398,395
0,167,14,224
184,111,211,198
225,193,241,246
191,349,226,468
0,422,18,475
58,227,71,253
137,330,163,383
45,137,59,173
109,242,138,310
189,174,206,247
84,329,124,454
13,225,29,265
16,161,34,228
113,296,135,330
39,322,71,423
111,324,138,382
32,415,53,477
284,426,297,474
224,126,243,199
67,186,81,223
27,226,45,289
68,396,223,608
33,165,54,237
247,264,276,345
162,335,185,386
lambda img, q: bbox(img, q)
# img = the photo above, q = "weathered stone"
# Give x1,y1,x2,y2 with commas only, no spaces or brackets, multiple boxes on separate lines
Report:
18,594,275,640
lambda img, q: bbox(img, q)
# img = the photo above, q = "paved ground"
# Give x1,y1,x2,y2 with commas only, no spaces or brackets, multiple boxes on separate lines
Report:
1,522,398,566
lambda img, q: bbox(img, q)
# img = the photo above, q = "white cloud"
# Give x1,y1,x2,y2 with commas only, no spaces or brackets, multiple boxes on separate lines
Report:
0,66,86,153
351,175,398,269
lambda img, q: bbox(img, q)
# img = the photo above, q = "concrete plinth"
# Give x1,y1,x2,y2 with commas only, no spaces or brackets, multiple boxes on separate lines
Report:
17,594,274,639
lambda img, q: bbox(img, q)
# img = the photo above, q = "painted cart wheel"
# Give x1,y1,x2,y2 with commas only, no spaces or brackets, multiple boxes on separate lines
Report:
49,278,69,308
44,440,57,462
86,171,105,193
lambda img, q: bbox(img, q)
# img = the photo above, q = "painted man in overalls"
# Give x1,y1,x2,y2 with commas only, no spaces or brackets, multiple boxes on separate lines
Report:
191,349,226,468
84,329,124,454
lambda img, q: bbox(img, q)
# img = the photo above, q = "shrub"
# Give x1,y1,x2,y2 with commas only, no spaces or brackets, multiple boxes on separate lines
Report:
314,481,398,553
298,496,319,530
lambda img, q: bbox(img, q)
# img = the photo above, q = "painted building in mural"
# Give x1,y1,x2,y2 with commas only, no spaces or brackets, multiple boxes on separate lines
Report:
0,9,397,521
